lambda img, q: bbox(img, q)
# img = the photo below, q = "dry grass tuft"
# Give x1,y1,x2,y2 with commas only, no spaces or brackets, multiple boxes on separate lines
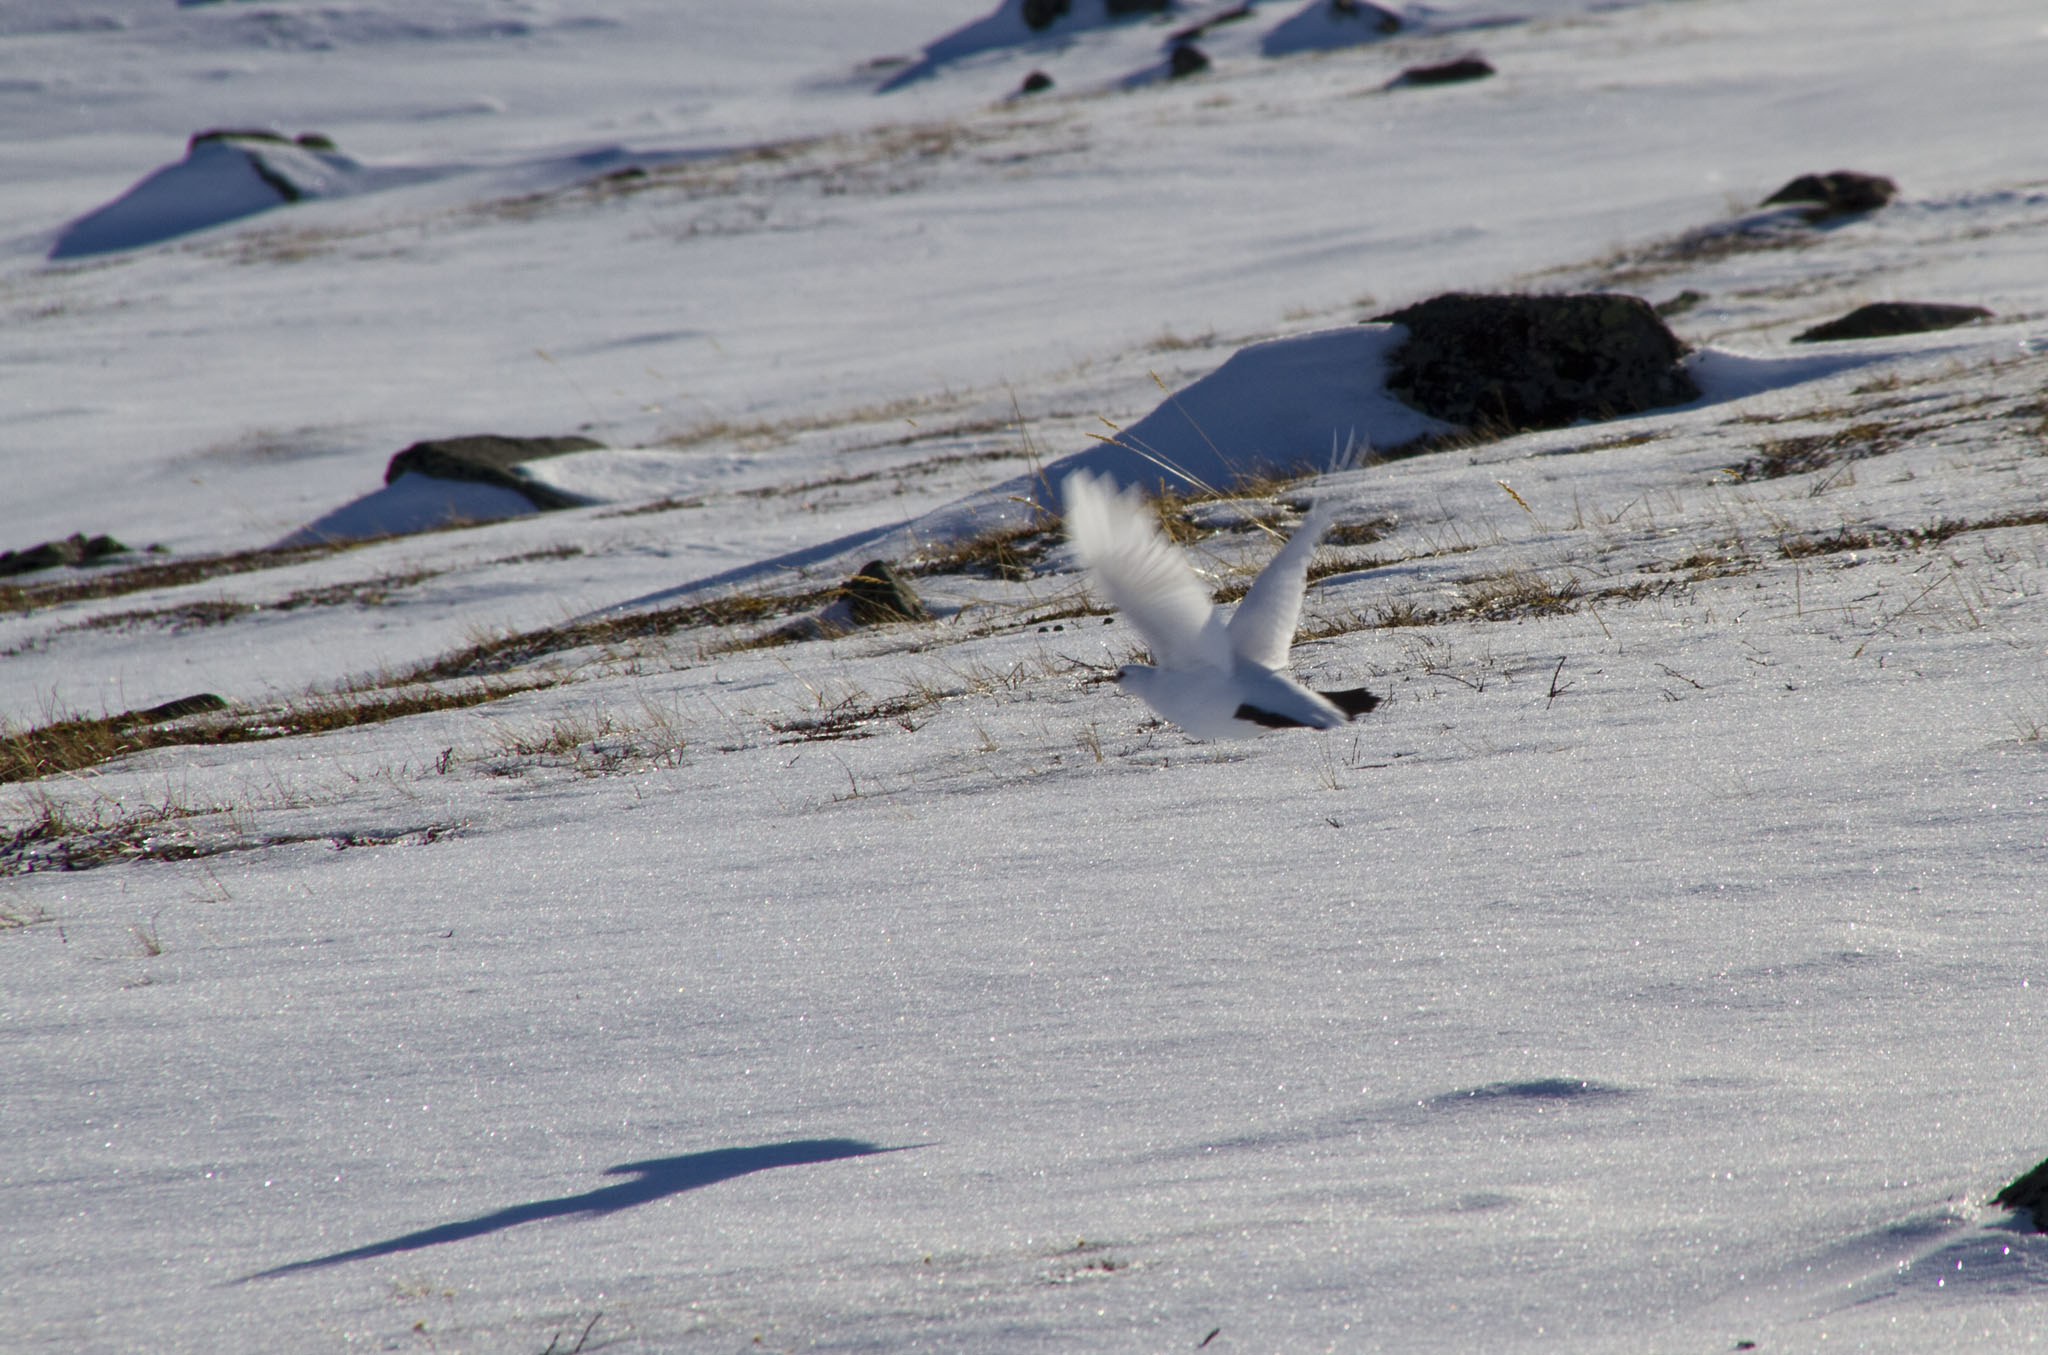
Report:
407,589,839,681
1456,569,1586,621
1305,569,1675,639
73,567,440,634
772,693,932,743
2,786,460,874
488,700,689,775
1777,507,2048,560
1724,421,1902,482
909,521,1061,582
1669,545,1761,579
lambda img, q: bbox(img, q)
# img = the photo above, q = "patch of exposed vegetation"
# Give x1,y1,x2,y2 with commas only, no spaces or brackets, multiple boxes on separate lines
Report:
1325,517,1399,547
2,792,459,875
595,495,707,519
1778,528,1882,560
491,545,586,565
0,680,550,785
1591,213,1825,289
907,521,1063,582
71,567,440,634
484,113,1066,230
772,693,934,743
1304,570,1677,639
484,700,690,776
1545,429,1670,457
1724,421,1903,482
1664,545,1762,580
0,540,367,615
1778,507,2048,559
405,588,839,682
1206,549,1392,607
735,446,1029,502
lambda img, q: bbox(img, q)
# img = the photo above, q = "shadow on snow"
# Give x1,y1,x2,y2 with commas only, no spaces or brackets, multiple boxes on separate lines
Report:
244,1137,910,1281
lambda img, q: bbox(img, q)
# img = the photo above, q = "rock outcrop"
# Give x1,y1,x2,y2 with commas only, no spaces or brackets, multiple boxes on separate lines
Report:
384,434,606,511
1374,292,1698,433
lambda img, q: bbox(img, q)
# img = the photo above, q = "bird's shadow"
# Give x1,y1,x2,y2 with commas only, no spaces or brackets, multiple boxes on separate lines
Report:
244,1137,910,1281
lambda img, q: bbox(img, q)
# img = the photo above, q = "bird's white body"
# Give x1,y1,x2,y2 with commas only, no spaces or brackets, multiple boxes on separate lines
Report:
1061,471,1376,739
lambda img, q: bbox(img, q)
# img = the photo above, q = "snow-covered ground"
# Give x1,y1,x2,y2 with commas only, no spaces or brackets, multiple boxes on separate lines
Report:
4,2,2046,1351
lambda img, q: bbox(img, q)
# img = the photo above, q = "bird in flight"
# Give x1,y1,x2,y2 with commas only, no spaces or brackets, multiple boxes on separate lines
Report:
1062,470,1380,739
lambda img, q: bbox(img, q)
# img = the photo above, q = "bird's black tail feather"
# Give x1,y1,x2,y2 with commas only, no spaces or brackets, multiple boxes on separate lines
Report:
1318,686,1382,718
1235,703,1315,729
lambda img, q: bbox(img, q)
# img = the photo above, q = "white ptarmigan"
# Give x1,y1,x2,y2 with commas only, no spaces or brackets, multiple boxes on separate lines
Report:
1062,470,1380,739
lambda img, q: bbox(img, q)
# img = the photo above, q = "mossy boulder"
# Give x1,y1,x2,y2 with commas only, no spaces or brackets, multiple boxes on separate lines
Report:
1374,292,1699,433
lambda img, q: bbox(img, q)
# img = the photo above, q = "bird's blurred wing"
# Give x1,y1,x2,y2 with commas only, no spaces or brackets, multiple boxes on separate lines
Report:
1227,498,1332,670
1063,471,1229,673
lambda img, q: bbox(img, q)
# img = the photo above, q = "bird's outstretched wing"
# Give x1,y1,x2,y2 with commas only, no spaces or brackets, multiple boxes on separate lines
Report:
1062,471,1230,673
1226,499,1332,671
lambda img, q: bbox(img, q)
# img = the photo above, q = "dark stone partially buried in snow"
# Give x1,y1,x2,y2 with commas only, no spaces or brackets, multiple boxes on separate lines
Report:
1169,43,1211,78
1017,70,1055,95
1761,170,1897,218
384,434,604,512
1106,0,1170,14
1332,0,1402,29
121,693,230,726
1994,1156,2048,1232
1392,56,1495,87
841,559,931,626
0,532,130,576
189,127,337,153
1792,301,1993,344
1021,0,1069,30
1374,292,1699,433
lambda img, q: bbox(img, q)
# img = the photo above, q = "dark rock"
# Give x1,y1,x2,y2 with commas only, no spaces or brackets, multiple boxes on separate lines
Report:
1654,289,1707,318
1374,292,1700,433
1761,170,1897,218
1021,0,1070,30
1395,56,1494,86
1333,0,1402,29
294,132,337,151
0,532,130,576
1105,0,1170,14
1019,70,1055,95
1169,43,1211,78
123,694,230,725
1792,301,1993,344
841,560,930,626
1996,1157,2048,1231
383,434,605,511
189,127,294,150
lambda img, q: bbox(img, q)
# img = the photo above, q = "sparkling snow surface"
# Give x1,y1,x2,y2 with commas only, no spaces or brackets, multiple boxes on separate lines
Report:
3,2,2047,1353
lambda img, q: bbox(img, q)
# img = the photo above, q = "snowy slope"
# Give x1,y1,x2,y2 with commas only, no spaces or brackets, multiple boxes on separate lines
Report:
4,2,2047,1353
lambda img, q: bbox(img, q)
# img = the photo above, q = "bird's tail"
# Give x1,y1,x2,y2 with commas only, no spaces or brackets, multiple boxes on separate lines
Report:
1317,686,1382,717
